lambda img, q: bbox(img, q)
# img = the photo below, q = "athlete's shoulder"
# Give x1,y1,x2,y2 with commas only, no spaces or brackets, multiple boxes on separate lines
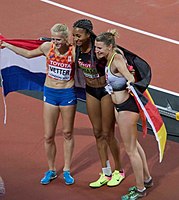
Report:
41,41,51,49
114,52,123,62
40,42,52,55
70,44,76,58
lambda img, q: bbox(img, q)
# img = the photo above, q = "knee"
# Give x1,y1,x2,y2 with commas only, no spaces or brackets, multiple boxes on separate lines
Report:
63,131,73,140
44,135,55,144
125,147,137,158
94,129,109,141
105,130,116,142
103,131,111,141
93,128,103,140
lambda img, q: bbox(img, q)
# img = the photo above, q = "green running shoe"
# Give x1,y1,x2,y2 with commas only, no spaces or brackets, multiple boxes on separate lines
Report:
128,177,153,192
122,187,147,200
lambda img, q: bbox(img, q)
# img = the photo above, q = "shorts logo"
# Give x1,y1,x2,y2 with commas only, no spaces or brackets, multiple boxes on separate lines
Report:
68,56,72,63
43,96,46,102
68,99,74,104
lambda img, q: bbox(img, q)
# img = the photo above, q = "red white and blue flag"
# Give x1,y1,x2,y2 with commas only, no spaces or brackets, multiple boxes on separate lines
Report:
0,35,46,96
0,36,167,162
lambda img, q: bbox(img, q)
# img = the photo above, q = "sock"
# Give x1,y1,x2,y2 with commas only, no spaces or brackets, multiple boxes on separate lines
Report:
144,176,152,183
106,160,111,168
102,167,112,176
137,187,146,192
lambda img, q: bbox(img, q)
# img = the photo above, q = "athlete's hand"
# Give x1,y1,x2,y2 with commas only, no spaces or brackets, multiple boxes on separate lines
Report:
0,40,6,49
126,81,132,93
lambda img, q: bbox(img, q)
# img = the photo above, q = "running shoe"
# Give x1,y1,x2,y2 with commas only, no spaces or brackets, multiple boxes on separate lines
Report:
89,173,111,188
40,170,57,185
63,171,74,185
0,177,5,196
128,178,153,192
144,177,153,188
122,186,147,200
107,170,125,187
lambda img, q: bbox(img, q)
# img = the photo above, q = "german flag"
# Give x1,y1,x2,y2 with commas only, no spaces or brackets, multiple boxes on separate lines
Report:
117,45,151,93
117,45,167,162
130,85,167,162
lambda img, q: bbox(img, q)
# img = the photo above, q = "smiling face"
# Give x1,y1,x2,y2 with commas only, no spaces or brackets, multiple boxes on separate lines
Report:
51,31,68,49
72,27,90,47
95,41,111,60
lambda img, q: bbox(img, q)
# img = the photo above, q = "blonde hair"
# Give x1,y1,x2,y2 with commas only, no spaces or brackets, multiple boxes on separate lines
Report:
95,29,119,48
107,29,119,38
50,23,69,38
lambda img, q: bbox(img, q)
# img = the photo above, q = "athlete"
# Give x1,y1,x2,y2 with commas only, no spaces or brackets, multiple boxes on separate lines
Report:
72,19,125,188
1,24,76,185
95,30,153,199
0,176,5,196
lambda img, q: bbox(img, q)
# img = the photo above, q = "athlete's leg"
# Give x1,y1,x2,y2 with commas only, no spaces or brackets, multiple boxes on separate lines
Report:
101,94,122,171
60,105,76,171
86,93,108,168
116,111,145,190
137,141,151,180
43,102,60,171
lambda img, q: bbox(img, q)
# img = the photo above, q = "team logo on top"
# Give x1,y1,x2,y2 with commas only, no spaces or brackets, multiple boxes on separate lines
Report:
68,56,72,63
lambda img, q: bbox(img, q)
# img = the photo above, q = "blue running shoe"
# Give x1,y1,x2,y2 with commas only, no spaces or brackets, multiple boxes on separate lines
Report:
40,170,57,185
63,171,74,185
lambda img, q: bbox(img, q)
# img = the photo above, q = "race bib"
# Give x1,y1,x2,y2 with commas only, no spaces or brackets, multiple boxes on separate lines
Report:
48,65,71,80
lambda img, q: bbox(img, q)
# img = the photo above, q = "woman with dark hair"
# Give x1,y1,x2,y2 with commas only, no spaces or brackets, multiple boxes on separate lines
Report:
72,19,125,188
95,30,153,199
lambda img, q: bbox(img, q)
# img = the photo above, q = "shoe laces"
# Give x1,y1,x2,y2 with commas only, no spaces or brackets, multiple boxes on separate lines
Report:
98,173,111,181
113,170,125,178
45,170,54,177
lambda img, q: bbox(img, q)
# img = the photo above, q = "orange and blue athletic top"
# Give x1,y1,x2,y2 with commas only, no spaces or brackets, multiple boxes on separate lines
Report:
46,44,75,81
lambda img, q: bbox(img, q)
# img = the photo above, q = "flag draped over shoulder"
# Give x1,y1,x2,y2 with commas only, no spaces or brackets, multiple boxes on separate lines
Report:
0,35,46,96
117,45,152,93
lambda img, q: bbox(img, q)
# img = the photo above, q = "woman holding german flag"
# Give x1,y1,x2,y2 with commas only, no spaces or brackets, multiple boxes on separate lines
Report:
95,30,153,200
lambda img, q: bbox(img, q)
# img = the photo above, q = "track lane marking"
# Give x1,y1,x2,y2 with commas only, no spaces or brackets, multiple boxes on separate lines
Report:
40,0,179,45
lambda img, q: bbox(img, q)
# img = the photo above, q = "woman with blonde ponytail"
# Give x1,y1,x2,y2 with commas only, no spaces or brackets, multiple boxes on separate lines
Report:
95,31,153,200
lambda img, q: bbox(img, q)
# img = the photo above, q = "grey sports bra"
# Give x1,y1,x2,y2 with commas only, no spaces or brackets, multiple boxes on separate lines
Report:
105,52,127,91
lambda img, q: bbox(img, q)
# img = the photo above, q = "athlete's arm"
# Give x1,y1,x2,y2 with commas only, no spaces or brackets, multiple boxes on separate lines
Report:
114,54,135,84
72,45,76,61
1,41,50,58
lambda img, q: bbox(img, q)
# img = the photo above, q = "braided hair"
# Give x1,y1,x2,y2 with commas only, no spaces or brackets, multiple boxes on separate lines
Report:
73,19,96,68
